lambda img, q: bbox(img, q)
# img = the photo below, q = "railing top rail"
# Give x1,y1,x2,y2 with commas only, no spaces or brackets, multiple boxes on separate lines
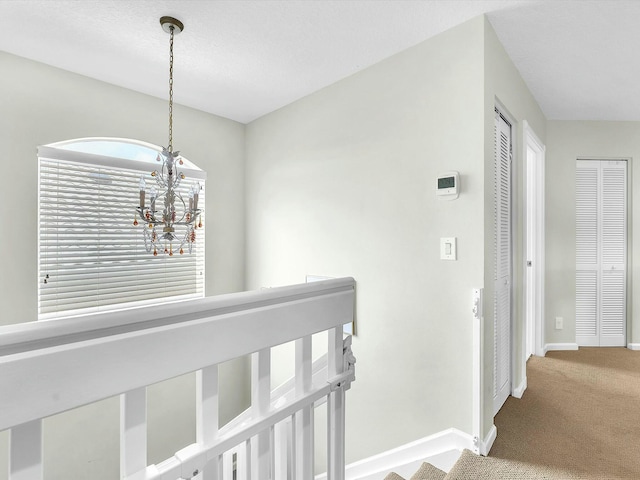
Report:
0,277,355,357
0,277,355,431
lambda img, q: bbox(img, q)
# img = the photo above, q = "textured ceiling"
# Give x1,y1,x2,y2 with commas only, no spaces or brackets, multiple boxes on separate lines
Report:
1,0,639,124
488,0,640,122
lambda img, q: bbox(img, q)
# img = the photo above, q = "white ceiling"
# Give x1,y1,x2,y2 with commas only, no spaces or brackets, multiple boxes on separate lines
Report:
1,0,639,124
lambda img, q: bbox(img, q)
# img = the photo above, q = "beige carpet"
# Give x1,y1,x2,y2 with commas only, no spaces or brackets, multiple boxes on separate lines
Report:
410,462,446,480
384,450,586,479
489,348,640,479
447,449,589,479
383,461,446,480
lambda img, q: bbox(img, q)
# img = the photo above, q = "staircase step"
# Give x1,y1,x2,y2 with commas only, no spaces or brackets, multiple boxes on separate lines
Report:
384,460,447,480
383,473,406,480
410,462,446,480
443,449,582,479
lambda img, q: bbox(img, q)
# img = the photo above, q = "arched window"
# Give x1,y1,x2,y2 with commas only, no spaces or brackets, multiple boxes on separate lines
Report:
38,138,206,319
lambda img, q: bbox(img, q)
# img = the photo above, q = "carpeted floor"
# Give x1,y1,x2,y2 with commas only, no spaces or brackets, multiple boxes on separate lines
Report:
489,348,640,479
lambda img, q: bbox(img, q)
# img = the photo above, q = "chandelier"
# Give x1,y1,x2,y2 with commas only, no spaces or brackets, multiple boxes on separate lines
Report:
134,16,202,256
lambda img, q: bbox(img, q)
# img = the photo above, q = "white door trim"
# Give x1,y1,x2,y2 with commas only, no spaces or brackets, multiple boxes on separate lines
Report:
523,121,546,361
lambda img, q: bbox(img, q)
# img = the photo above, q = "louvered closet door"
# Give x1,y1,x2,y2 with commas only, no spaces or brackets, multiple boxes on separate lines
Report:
493,111,511,415
576,160,626,347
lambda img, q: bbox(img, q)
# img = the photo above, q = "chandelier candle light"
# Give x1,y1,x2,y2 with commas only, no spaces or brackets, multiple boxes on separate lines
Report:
135,16,202,256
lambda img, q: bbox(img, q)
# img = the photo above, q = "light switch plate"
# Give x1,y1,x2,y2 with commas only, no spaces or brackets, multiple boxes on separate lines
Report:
440,237,457,260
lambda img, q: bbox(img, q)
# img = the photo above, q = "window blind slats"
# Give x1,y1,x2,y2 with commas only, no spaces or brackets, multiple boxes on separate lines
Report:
40,274,199,292
39,293,202,315
39,153,205,320
38,259,199,270
39,252,201,263
41,282,199,301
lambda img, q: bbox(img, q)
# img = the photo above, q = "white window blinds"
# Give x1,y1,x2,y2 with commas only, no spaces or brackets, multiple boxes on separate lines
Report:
38,141,205,319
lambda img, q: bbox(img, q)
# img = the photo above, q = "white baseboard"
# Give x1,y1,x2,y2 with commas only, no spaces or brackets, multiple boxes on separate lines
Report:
544,343,579,354
512,377,527,399
479,424,497,455
315,428,475,480
627,343,640,351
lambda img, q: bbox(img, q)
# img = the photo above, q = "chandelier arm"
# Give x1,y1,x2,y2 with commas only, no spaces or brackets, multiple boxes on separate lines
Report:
142,228,153,253
172,192,188,223
136,208,147,222
177,229,189,248
158,157,168,183
174,208,200,225
136,208,163,225
174,173,184,190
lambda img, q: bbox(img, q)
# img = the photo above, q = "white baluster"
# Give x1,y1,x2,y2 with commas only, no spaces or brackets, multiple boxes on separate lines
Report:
295,335,314,480
222,450,234,479
270,424,276,479
238,440,251,480
287,416,295,479
291,414,297,479
9,420,43,480
274,418,295,480
197,365,220,479
274,421,286,478
251,349,271,479
327,327,345,480
120,387,147,478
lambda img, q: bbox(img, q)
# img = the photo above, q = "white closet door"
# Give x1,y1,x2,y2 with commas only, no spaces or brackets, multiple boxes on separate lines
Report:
576,160,626,347
576,163,599,344
600,162,626,346
493,111,511,415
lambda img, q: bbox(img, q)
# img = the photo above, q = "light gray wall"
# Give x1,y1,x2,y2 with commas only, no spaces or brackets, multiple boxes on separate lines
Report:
545,121,640,346
482,18,546,439
245,16,486,465
0,51,249,480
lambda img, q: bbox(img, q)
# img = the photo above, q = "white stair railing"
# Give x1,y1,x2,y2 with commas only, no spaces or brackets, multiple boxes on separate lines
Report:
1,277,356,480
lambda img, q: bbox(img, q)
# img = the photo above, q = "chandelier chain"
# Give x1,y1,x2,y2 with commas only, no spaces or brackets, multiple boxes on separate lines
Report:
168,24,174,152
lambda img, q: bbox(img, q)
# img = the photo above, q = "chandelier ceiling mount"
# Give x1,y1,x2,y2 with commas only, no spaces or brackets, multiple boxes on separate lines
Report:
160,16,184,35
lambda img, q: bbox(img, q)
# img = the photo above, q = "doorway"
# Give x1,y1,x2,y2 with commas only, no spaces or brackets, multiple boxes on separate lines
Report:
524,122,545,360
576,159,627,347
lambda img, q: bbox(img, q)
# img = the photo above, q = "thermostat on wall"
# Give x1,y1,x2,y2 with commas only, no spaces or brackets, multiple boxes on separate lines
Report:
436,171,459,199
